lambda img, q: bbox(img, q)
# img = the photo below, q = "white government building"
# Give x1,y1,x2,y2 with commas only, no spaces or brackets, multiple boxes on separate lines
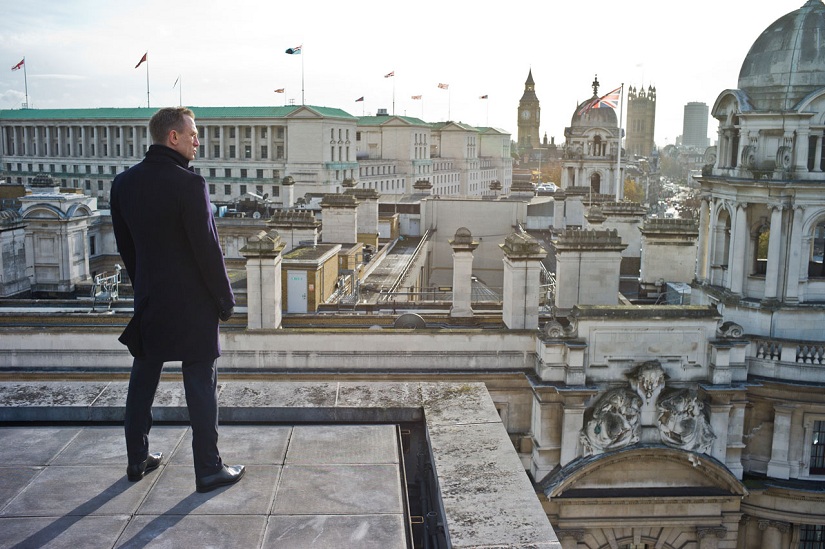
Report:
1,2,825,548
0,105,513,206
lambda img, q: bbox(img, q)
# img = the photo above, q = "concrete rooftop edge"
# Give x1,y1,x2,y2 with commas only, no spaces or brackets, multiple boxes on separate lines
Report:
0,380,560,549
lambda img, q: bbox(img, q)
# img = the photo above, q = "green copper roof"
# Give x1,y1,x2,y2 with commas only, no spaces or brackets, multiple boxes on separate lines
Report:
0,105,357,121
357,114,429,126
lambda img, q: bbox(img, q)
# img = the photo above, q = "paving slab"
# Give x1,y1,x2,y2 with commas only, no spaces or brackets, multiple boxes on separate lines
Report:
114,514,266,549
50,425,188,467
0,465,153,517
169,425,291,465
0,515,130,549
286,424,398,465
137,465,280,516
273,464,404,515
0,466,42,510
263,514,407,549
0,426,81,465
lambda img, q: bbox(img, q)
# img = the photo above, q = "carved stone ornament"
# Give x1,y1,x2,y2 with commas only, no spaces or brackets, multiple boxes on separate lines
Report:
579,360,716,456
580,388,642,456
657,389,716,454
626,360,668,406
717,320,744,338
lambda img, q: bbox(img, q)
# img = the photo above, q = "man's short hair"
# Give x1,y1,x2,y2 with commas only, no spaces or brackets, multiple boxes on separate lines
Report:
149,107,195,144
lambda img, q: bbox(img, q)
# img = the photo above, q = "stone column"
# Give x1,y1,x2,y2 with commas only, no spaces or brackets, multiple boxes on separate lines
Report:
795,128,810,172
57,125,64,157
553,228,626,309
500,231,547,330
560,400,586,466
785,205,804,302
758,520,789,547
558,529,585,549
696,526,727,549
728,202,748,295
250,124,257,160
763,205,784,301
767,404,795,479
815,134,823,172
281,176,295,209
697,195,711,282
448,227,479,318
241,230,285,329
708,402,732,464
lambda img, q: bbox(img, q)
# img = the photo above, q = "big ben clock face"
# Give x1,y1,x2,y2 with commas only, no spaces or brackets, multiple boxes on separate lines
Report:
521,109,531,120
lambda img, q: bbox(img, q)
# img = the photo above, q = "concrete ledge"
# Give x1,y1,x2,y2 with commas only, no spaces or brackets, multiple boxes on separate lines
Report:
0,380,559,548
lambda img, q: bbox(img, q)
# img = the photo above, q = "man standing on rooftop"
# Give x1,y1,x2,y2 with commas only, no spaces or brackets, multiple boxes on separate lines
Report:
111,106,244,493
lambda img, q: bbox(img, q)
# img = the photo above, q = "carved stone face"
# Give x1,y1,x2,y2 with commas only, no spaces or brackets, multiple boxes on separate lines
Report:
628,361,667,404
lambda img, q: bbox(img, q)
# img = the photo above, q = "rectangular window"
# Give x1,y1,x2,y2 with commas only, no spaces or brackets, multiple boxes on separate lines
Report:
261,145,268,159
240,169,247,178
812,420,825,475
245,145,251,159
89,236,96,256
256,185,263,195
245,127,251,138
277,128,284,138
213,145,220,157
229,127,236,138
276,146,284,159
256,169,264,179
208,183,215,195
224,185,231,195
224,169,231,178
261,128,267,138
272,186,280,197
239,184,247,195
214,128,220,138
229,145,236,159
799,524,825,549
98,181,104,191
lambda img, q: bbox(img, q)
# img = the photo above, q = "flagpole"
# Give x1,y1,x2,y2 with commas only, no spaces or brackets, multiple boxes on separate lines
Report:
616,83,624,201
301,50,305,105
179,75,182,106
22,57,29,109
392,76,396,116
145,56,150,109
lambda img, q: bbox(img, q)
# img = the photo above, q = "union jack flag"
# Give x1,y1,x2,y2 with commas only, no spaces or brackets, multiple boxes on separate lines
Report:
577,86,621,116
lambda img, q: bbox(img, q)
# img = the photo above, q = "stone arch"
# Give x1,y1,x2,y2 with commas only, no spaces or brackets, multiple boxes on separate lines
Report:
803,208,825,278
21,204,65,220
589,171,602,194
711,202,732,269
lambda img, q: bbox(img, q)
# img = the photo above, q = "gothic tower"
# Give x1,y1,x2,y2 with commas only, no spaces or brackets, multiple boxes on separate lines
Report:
517,70,540,150
625,84,657,157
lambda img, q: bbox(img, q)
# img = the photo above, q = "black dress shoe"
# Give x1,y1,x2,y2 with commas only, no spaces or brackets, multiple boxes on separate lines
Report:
127,452,163,482
196,464,245,493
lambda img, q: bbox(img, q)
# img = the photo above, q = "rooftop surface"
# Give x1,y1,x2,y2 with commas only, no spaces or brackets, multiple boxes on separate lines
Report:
0,380,560,549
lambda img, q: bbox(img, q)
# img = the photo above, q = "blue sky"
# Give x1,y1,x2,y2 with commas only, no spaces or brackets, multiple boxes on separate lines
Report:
0,0,808,147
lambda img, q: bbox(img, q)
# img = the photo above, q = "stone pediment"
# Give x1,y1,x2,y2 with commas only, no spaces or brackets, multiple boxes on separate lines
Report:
541,446,747,499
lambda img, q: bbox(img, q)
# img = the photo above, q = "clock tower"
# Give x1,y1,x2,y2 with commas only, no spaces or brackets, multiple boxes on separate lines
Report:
517,69,540,150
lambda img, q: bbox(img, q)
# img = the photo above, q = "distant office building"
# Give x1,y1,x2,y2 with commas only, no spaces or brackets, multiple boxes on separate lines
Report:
682,101,710,149
625,84,656,158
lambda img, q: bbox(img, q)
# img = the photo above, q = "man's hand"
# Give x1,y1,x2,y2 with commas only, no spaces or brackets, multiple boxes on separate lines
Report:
219,307,234,321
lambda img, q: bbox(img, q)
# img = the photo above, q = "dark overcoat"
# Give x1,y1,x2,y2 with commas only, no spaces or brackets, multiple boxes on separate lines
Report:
111,145,234,362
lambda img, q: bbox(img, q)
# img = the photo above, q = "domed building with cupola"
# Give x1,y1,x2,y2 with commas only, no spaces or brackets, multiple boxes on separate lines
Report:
560,76,624,200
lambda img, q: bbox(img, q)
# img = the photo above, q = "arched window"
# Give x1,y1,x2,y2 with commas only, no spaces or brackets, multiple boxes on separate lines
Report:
810,219,825,278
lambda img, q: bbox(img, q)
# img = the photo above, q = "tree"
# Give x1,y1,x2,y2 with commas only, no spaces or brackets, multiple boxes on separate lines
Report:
624,178,644,203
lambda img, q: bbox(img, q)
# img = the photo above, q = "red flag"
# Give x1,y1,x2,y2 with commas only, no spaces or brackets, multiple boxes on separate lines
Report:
11,58,24,71
384,71,394,78
135,52,147,69
355,96,364,102
411,95,422,100
274,88,285,93
437,83,449,90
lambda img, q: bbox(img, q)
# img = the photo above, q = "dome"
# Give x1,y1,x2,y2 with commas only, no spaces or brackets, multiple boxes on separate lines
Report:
571,102,618,128
738,0,825,110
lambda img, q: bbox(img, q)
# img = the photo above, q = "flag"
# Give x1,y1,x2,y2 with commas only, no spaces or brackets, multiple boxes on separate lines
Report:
411,95,422,100
285,45,302,55
172,76,179,89
355,96,364,102
577,86,621,116
384,71,394,78
11,58,24,71
274,88,285,93
135,52,147,69
479,95,488,99
438,83,449,90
